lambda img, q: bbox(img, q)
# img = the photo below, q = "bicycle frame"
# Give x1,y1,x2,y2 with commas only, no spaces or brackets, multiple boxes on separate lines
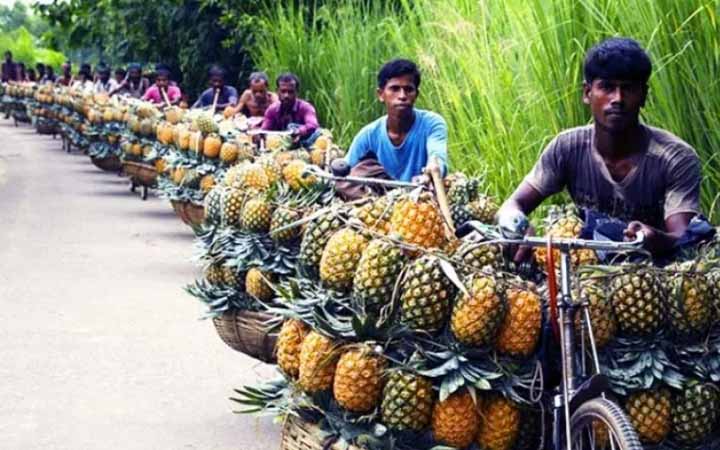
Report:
457,222,644,450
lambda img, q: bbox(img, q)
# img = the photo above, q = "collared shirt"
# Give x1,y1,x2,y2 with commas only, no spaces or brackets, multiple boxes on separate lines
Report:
193,86,239,108
346,109,448,182
143,84,182,105
262,99,319,138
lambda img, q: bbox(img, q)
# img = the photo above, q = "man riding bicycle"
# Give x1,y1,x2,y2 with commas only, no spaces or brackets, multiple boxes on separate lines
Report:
498,38,704,259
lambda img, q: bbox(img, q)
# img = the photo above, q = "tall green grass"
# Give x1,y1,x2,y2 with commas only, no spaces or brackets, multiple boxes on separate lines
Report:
253,0,720,220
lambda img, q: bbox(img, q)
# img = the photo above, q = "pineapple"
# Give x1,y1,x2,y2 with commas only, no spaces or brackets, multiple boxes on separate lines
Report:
283,160,315,191
245,268,274,302
203,185,226,225
450,273,507,347
625,387,672,444
534,209,597,268
476,396,521,450
455,241,504,275
298,331,339,393
610,267,666,337
203,133,222,158
298,211,346,277
269,207,302,244
222,189,247,227
319,228,369,292
667,262,713,338
234,163,270,191
221,265,241,287
333,345,386,413
195,113,217,134
276,319,309,379
467,194,499,224
707,268,720,314
399,255,455,333
219,141,239,164
381,370,435,432
574,274,617,349
495,282,542,357
451,204,473,227
354,196,393,235
390,193,446,251
257,156,282,184
671,380,719,445
353,239,405,312
431,390,481,449
199,174,216,193
205,264,224,285
240,197,273,233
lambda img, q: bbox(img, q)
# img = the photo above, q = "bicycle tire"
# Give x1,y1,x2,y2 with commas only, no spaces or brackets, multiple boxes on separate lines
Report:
570,397,643,450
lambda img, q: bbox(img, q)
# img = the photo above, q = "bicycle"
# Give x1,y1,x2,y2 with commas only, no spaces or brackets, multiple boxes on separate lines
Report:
457,218,645,450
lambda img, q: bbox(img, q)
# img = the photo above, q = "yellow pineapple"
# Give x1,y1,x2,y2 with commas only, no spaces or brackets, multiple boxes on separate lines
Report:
390,193,446,251
240,197,273,233
298,331,339,393
495,282,542,357
245,268,274,301
276,319,309,379
626,387,672,444
534,209,597,269
450,273,506,347
283,160,316,191
319,228,369,292
333,345,386,413
200,174,216,193
431,391,481,448
476,396,521,450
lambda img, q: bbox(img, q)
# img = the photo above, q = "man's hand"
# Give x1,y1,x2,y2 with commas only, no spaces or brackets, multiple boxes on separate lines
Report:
291,128,301,145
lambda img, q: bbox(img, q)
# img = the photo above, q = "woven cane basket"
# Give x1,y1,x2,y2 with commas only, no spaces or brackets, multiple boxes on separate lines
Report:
281,415,364,450
185,202,205,226
122,161,157,187
91,155,122,172
212,310,278,363
170,200,191,225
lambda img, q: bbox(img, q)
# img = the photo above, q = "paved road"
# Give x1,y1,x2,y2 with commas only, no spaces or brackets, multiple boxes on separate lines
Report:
0,120,280,450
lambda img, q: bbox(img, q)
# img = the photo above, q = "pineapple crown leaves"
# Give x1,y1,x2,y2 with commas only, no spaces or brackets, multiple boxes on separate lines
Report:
673,328,720,383
229,376,291,415
184,279,255,317
600,335,686,395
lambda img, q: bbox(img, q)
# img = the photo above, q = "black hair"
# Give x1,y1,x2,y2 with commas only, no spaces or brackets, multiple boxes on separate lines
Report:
155,63,171,78
115,67,126,76
583,38,652,84
276,72,300,89
96,63,111,75
4,51,11,58
208,65,225,79
249,71,269,85
377,59,421,89
79,63,92,78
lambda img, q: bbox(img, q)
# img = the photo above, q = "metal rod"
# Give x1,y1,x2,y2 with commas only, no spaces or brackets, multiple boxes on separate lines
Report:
558,251,574,450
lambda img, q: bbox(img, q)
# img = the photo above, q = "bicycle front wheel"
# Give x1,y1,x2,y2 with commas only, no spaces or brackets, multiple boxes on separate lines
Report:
570,397,643,450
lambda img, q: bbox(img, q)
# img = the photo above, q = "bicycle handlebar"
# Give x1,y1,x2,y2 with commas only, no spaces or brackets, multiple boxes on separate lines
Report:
456,220,645,252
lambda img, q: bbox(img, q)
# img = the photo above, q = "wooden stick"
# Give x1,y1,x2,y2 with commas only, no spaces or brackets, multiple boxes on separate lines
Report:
211,89,220,113
429,156,455,234
160,87,172,108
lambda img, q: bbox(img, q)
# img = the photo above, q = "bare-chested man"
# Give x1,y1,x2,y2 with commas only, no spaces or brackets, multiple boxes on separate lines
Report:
230,72,278,126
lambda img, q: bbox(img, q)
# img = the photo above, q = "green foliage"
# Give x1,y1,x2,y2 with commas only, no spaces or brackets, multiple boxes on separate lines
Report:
251,0,720,219
0,26,65,69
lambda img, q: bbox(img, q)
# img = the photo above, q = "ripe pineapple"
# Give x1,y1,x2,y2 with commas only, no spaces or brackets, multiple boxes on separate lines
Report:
610,267,666,337
333,345,386,413
298,212,345,277
467,194,499,224
276,319,309,379
221,265,241,287
399,255,455,333
451,273,507,347
353,196,393,235
245,268,274,301
671,380,719,445
283,160,316,191
390,193,446,251
381,370,435,432
200,174,216,193
269,207,302,244
240,197,273,233
476,396,521,450
319,228,369,292
534,209,597,268
205,264,224,285
431,391,481,449
219,141,239,164
257,156,282,184
667,262,713,338
455,241,504,275
298,331,339,393
625,387,672,444
574,274,617,349
222,188,246,227
495,282,542,357
203,185,226,225
353,239,405,312
203,133,222,158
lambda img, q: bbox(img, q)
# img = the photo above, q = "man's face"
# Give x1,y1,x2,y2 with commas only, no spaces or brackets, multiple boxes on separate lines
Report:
250,80,268,103
115,72,124,83
4,53,11,62
210,75,224,90
62,64,71,76
156,75,169,90
278,80,297,108
99,71,110,82
583,79,646,133
129,68,140,80
377,74,418,115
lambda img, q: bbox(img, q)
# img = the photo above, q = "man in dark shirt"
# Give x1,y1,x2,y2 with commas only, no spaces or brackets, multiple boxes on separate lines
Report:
499,38,701,257
192,65,238,111
262,72,319,145
1,51,16,82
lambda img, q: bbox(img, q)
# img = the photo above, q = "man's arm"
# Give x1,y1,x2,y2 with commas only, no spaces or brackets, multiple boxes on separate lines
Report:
261,104,277,131
426,114,448,176
296,102,319,137
624,213,695,255
345,126,371,167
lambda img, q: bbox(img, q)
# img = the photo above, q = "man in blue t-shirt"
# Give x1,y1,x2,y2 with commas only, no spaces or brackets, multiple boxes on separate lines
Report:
344,59,448,186
192,65,239,112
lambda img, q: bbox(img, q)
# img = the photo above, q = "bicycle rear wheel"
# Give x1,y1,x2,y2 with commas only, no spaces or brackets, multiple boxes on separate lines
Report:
570,397,643,450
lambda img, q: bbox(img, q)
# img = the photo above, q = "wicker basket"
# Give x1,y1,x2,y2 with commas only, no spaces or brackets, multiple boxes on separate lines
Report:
171,200,205,227
90,155,122,172
36,122,56,135
122,161,157,187
212,310,279,363
170,200,190,224
281,415,364,450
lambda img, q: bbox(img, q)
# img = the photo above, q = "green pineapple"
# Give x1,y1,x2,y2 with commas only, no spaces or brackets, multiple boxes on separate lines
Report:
298,211,346,277
399,255,455,333
381,370,435,432
610,266,666,337
671,380,719,445
353,239,405,312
